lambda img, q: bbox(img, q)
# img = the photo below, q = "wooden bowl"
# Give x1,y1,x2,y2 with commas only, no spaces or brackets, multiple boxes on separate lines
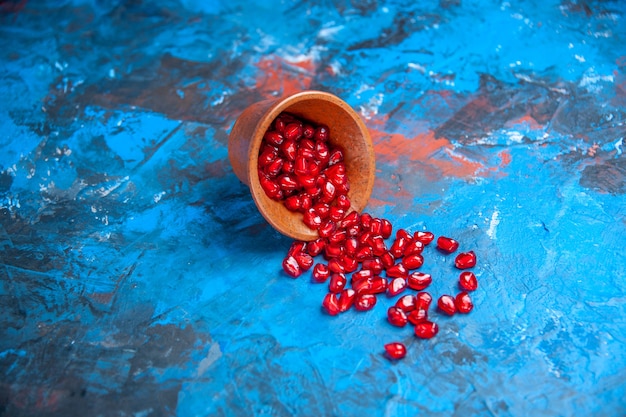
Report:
228,90,376,241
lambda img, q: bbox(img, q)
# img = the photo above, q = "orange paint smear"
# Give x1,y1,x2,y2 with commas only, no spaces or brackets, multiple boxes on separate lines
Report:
504,114,543,130
370,127,488,179
255,55,315,99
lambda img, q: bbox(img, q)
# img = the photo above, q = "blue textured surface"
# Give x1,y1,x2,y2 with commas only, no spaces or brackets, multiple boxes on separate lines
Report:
1,1,626,416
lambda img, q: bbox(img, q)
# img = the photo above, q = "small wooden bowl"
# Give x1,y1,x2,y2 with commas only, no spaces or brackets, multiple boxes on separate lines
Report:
228,90,376,241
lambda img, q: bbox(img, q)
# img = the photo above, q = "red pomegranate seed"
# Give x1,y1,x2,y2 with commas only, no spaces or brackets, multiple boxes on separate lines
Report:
360,213,372,229
338,210,359,228
369,218,383,235
312,263,330,283
370,277,388,294
390,236,409,258
328,258,345,273
315,141,330,163
387,306,408,327
325,163,346,186
340,254,358,273
300,194,313,211
329,206,346,222
354,293,377,311
259,147,277,167
415,291,432,310
361,258,384,274
455,291,474,313
315,125,329,141
264,130,284,146
303,208,322,229
284,122,303,141
387,277,407,297
351,269,374,282
459,271,478,291
455,251,476,269
288,241,306,256
259,174,282,200
294,155,308,176
371,235,387,256
407,308,428,325
384,342,407,360
336,194,351,210
324,243,344,259
284,195,301,212
354,246,373,261
318,219,336,238
381,252,395,269
407,272,432,291
307,238,326,257
344,237,358,256
329,229,347,245
322,292,340,316
437,295,456,315
414,321,439,339
282,160,295,174
328,148,343,165
414,231,434,245
338,288,356,312
294,252,314,271
282,255,301,278
381,219,393,239
436,236,459,253
303,124,314,138
402,253,424,270
352,277,374,294
329,273,347,293
395,294,416,312
298,174,317,189
404,240,424,256
386,263,408,279
281,139,297,161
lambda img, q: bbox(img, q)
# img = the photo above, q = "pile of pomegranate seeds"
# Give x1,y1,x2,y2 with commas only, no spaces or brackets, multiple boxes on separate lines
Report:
258,112,479,361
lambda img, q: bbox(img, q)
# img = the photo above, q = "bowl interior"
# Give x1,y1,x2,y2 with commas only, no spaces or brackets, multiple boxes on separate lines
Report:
248,91,375,241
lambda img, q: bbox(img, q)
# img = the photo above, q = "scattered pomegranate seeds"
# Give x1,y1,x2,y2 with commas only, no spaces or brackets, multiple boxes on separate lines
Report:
259,112,479,360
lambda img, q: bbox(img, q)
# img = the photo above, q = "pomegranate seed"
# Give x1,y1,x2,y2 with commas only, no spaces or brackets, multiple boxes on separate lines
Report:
390,236,409,258
315,141,330,164
407,308,428,325
351,269,375,282
294,252,314,271
336,194,351,210
329,229,347,245
324,243,344,259
455,291,474,313
344,237,359,256
325,163,346,186
282,255,301,278
328,258,345,273
381,252,395,269
407,272,432,291
307,238,326,257
288,241,306,257
329,206,346,222
284,195,301,212
338,210,359,228
387,306,408,327
264,130,284,146
459,271,478,291
294,155,308,176
384,342,407,360
312,263,330,283
414,321,439,339
369,218,383,235
338,288,356,312
404,240,424,256
371,235,387,256
340,254,358,273
355,246,373,261
278,174,299,191
300,194,313,211
387,277,407,297
415,291,433,310
258,147,277,167
314,125,329,141
303,208,322,229
303,124,315,138
328,148,343,165
322,293,340,316
370,277,388,294
318,219,336,238
361,258,384,274
437,295,456,315
354,293,377,311
352,277,374,294
414,231,435,245
381,219,393,239
360,213,372,229
436,236,459,253
386,263,408,279
259,174,282,200
298,174,317,189
281,139,297,161
455,251,476,269
329,273,347,293
395,294,416,312
402,253,424,270
284,122,303,141
281,160,295,174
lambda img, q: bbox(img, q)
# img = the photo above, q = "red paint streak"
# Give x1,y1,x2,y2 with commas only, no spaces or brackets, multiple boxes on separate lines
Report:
255,55,316,99
504,114,543,130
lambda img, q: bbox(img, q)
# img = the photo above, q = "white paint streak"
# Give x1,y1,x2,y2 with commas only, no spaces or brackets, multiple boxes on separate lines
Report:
197,342,222,376
486,209,500,240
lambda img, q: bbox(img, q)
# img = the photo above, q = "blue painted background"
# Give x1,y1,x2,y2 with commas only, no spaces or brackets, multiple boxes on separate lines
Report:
1,0,625,416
